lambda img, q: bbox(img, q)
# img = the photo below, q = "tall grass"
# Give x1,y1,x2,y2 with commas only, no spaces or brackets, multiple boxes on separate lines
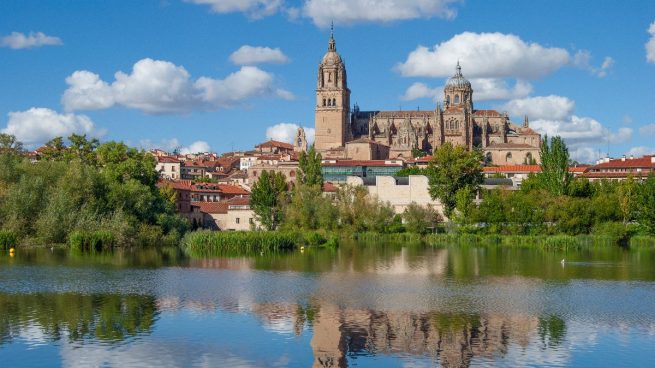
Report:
423,233,623,250
68,230,116,252
181,230,297,257
0,230,17,250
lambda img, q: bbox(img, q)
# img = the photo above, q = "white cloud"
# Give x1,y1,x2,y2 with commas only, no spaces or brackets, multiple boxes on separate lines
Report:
302,0,458,27
179,141,212,154
265,123,315,145
627,146,654,157
402,79,531,102
572,50,614,77
502,95,575,120
186,0,283,19
230,45,289,65
1,108,105,148
531,115,632,163
639,123,655,136
470,78,532,101
396,32,570,79
646,21,655,63
0,31,62,49
62,58,292,114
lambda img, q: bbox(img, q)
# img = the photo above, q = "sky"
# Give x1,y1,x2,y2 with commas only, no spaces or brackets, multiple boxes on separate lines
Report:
1,0,655,163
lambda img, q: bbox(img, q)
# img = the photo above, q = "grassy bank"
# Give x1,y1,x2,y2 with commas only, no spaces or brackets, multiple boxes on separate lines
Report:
181,230,339,257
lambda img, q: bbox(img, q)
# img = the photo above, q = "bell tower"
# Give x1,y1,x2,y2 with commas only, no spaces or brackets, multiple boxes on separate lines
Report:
314,25,350,153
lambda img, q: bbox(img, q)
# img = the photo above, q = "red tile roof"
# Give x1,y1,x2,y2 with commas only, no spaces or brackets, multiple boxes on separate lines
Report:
582,171,653,179
484,165,541,173
157,156,180,164
473,109,503,117
321,160,404,167
193,202,229,214
589,156,654,169
158,179,193,190
255,140,294,150
322,182,338,193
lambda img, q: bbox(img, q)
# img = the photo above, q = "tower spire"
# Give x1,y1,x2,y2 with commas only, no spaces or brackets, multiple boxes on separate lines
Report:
328,21,336,51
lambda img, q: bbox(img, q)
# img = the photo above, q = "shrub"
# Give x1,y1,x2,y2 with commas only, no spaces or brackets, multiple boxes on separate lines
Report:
0,230,17,250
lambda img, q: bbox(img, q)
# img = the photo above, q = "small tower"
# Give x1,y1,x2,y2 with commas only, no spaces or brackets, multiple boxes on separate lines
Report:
294,127,308,153
523,115,529,128
443,62,473,111
314,25,351,153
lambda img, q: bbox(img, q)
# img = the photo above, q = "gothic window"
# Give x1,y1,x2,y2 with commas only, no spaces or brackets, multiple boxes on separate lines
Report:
485,152,492,164
506,152,512,162
327,99,331,106
333,98,337,106
446,95,450,105
328,72,332,82
323,99,326,106
455,95,460,104
525,152,533,164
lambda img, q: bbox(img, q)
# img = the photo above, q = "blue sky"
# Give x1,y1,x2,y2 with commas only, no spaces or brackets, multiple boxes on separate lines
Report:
1,0,655,162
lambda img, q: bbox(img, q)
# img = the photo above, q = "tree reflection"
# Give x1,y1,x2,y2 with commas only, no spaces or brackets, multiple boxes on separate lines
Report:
0,293,157,345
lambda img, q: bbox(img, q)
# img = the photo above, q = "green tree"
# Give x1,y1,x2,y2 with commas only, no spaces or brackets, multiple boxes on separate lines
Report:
283,184,337,231
538,136,572,196
298,144,323,187
426,143,483,218
411,147,427,158
250,170,288,230
618,176,638,224
41,137,67,161
0,133,23,155
636,175,655,234
394,166,427,177
67,134,99,165
403,203,440,234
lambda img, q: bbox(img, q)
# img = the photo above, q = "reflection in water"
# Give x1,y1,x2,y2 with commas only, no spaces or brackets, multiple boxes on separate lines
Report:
0,293,157,345
1,244,655,367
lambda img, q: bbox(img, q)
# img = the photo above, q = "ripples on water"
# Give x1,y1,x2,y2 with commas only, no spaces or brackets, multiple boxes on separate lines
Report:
0,244,654,367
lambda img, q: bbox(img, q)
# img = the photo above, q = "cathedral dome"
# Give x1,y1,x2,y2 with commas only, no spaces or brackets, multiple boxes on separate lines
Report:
445,62,471,89
322,50,342,65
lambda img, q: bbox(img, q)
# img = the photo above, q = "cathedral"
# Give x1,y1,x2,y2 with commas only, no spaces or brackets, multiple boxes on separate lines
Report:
312,30,541,166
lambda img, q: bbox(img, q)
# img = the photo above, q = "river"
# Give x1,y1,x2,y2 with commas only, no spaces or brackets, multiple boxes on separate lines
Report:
1,242,654,367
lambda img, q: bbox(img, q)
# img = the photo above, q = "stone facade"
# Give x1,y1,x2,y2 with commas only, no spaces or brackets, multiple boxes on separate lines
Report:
314,33,541,165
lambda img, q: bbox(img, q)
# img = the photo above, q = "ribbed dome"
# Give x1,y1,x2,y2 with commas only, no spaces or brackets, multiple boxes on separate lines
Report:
322,50,342,65
445,62,471,89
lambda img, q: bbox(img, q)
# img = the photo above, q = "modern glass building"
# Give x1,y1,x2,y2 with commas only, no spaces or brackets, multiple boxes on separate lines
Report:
322,160,404,183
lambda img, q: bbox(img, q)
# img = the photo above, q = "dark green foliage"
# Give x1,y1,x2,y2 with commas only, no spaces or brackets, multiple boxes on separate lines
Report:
426,142,483,217
298,144,323,187
411,147,427,158
181,230,297,256
636,175,655,235
394,166,427,177
282,184,337,231
0,135,188,247
68,230,116,252
0,230,17,250
250,170,288,230
537,136,572,195
403,203,441,234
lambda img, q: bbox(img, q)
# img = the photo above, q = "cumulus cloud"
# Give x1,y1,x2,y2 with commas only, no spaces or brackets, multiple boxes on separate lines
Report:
646,21,655,63
265,123,315,145
396,32,570,79
0,31,62,49
572,50,614,77
186,0,283,19
502,95,575,120
62,58,292,114
627,146,654,157
179,141,212,154
230,45,289,65
1,108,105,147
402,79,531,102
531,115,632,163
639,124,655,136
302,0,458,27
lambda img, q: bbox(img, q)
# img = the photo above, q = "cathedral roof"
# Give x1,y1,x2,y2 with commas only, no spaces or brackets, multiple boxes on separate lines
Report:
473,109,503,117
486,142,536,149
372,110,434,118
321,25,343,65
445,62,471,90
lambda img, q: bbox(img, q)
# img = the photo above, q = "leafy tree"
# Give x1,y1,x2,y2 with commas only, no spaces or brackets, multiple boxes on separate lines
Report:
333,184,394,233
67,134,99,165
0,133,23,155
636,175,655,234
403,203,440,234
298,144,323,187
411,147,427,158
250,170,288,230
538,136,572,196
394,166,427,177
426,143,483,217
618,176,638,224
41,137,67,161
282,184,337,231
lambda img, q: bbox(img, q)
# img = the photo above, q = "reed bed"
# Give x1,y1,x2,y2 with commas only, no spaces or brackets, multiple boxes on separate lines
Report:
181,230,297,257
0,230,17,250
68,230,116,252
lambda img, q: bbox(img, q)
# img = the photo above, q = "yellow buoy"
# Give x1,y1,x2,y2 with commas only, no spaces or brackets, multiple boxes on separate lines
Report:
9,247,15,253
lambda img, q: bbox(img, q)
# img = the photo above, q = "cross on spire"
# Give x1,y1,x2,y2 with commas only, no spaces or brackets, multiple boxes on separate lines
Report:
328,21,336,51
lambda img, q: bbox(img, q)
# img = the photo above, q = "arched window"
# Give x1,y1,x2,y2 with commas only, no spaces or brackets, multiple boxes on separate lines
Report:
327,99,331,106
333,98,336,106
446,95,450,105
525,152,533,164
485,152,493,164
323,99,326,106
328,72,332,82
454,94,460,104
506,152,512,162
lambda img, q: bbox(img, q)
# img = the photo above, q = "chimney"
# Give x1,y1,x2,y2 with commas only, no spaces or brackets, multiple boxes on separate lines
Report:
621,155,626,162
630,155,634,160
651,156,655,164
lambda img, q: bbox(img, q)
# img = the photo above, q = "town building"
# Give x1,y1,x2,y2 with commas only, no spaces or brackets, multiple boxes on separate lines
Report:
155,156,181,179
191,197,256,231
312,29,541,165
583,155,655,181
322,159,404,183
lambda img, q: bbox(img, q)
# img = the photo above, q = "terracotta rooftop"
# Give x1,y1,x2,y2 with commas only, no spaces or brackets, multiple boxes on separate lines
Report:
157,156,180,164
193,202,229,214
255,139,294,150
473,109,503,117
484,165,541,173
192,183,250,195
321,160,404,167
322,182,338,193
158,179,192,190
589,156,655,169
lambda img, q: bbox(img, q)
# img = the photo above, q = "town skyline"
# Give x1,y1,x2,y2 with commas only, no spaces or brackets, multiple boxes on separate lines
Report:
1,0,655,163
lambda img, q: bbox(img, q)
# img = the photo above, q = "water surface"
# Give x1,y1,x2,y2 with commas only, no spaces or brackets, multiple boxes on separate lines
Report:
1,243,654,367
